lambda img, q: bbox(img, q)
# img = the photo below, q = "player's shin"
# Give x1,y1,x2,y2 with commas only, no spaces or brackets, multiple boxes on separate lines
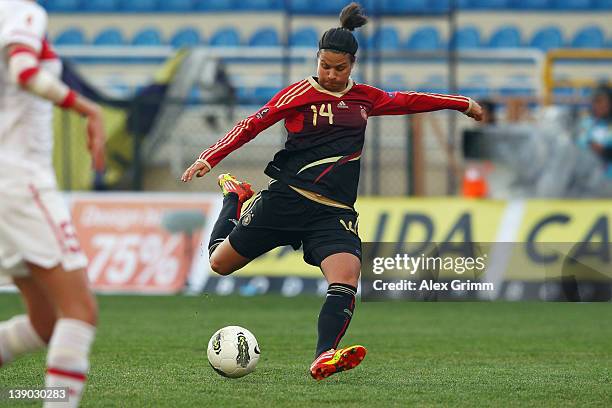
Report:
44,318,95,408
0,315,46,366
315,283,357,357
208,193,240,256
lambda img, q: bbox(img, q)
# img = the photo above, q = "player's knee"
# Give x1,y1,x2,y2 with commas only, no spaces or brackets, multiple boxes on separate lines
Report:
209,258,234,276
330,268,360,287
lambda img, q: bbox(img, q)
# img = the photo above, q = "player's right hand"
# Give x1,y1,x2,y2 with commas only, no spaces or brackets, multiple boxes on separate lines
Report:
181,159,210,182
86,108,106,172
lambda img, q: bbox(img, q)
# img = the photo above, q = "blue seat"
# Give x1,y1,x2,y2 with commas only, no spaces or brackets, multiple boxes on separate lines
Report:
248,28,279,47
45,0,80,12
195,0,235,10
571,26,605,48
594,0,612,8
488,25,521,48
120,0,157,11
404,26,441,50
380,0,428,13
159,0,194,11
170,28,202,48
132,28,163,46
54,28,86,45
512,0,552,8
239,0,282,10
82,0,117,11
452,26,481,49
288,0,311,13
93,28,125,46
254,86,281,104
290,27,318,47
464,0,510,8
530,26,564,51
368,27,400,50
319,0,353,14
209,27,241,47
553,0,592,8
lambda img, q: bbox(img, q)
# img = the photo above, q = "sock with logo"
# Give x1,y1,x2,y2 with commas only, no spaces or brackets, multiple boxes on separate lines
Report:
0,315,46,366
315,283,357,358
208,193,240,256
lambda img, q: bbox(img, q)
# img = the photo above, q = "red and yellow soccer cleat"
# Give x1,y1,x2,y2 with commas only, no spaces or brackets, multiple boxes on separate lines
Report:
217,173,254,203
309,345,367,380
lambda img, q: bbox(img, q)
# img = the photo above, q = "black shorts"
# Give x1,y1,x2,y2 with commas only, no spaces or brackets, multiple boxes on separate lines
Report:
227,181,361,267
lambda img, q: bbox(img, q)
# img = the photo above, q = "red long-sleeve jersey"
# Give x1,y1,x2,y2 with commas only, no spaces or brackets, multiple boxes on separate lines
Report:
198,76,471,207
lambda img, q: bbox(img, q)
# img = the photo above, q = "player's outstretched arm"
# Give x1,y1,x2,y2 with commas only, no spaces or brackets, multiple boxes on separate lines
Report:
181,80,303,183
6,43,106,172
366,85,483,122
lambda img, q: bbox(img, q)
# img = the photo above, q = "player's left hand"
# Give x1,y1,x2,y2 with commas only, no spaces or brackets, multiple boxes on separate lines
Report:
466,100,484,122
181,159,210,182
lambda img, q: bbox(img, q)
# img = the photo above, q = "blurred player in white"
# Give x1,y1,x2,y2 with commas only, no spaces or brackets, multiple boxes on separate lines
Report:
0,1,105,406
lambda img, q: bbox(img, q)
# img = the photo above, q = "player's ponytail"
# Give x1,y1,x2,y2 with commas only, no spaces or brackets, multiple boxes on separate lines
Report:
319,2,367,58
339,3,368,32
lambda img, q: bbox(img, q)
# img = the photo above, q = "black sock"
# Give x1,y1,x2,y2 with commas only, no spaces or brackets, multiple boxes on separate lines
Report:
315,283,357,358
208,193,241,257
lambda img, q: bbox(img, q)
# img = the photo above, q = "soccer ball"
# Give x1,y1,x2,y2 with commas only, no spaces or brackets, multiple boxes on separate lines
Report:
207,326,260,378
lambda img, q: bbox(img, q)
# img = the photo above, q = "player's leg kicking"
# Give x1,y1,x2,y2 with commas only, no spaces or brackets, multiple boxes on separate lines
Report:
309,253,366,380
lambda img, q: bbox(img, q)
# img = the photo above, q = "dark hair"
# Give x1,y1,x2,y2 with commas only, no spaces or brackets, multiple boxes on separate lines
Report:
592,84,612,121
318,3,367,59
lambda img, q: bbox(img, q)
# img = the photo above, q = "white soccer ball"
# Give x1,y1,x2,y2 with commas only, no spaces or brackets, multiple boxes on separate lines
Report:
207,326,260,378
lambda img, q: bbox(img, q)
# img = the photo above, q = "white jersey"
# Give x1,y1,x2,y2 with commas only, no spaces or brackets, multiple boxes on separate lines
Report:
0,0,60,189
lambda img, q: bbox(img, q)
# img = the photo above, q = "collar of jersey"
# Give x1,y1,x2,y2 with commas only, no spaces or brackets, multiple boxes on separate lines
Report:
307,76,354,98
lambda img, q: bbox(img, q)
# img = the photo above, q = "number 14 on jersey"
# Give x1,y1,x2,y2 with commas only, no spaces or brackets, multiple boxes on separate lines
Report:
311,103,334,126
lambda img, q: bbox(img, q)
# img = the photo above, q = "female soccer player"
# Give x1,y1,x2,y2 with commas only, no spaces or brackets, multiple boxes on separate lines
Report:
0,0,105,405
182,3,482,380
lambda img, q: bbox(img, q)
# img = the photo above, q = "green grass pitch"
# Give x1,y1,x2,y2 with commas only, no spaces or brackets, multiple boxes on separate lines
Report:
0,294,611,407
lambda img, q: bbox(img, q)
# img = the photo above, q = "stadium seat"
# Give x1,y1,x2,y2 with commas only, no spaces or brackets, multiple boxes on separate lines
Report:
132,28,163,46
82,0,117,12
239,0,282,10
553,0,592,8
464,0,510,8
451,26,481,49
54,28,86,45
248,28,280,47
119,0,158,11
368,27,400,51
45,0,81,12
209,27,241,47
254,86,281,104
288,0,311,13
529,26,564,51
93,28,126,46
404,26,442,50
380,0,428,13
319,0,353,14
512,0,552,8
290,27,318,47
195,0,235,10
571,26,605,48
594,0,612,8
170,27,202,48
488,26,521,48
159,0,194,11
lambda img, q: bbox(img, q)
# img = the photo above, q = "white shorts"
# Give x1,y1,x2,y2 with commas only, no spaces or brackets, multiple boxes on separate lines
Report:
0,182,88,283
